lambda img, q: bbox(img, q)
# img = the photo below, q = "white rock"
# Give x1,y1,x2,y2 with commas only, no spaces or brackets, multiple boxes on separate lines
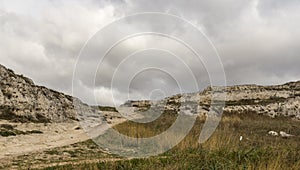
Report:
268,131,278,136
279,131,294,138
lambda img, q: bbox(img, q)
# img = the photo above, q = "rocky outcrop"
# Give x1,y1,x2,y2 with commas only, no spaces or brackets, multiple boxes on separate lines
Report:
123,81,300,119
221,82,300,119
0,64,91,122
1,63,299,122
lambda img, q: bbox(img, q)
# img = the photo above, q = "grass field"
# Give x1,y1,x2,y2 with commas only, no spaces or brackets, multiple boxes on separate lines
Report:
40,112,300,170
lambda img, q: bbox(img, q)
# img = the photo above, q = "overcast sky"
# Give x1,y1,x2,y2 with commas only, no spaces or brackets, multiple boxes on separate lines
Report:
0,0,300,106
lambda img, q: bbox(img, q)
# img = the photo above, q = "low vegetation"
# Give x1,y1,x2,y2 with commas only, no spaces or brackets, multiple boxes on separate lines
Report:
94,106,118,112
0,123,43,137
0,139,116,169
0,105,51,123
38,112,300,170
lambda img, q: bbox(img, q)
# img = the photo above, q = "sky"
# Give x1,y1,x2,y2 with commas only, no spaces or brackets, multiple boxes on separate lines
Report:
0,0,300,106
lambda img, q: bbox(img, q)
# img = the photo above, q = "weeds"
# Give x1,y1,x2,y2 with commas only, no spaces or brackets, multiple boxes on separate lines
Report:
26,113,300,169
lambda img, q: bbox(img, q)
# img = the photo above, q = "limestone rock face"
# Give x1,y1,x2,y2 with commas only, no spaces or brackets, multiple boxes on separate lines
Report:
221,82,300,119
1,63,299,122
0,64,90,122
123,81,300,119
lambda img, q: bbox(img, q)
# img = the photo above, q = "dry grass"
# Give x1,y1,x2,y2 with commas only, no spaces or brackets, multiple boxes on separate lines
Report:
24,112,300,169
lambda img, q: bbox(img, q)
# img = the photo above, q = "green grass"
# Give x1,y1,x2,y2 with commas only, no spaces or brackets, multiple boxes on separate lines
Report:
40,113,300,170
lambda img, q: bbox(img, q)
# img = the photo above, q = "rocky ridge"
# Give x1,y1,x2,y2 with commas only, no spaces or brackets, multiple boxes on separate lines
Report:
123,81,300,119
0,64,95,123
0,63,299,123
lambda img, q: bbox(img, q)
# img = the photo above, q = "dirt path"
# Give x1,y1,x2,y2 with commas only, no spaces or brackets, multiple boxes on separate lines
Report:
0,121,88,159
0,117,127,160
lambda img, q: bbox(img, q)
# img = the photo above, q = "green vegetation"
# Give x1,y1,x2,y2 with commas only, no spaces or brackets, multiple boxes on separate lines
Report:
0,105,50,123
1,139,118,169
224,97,288,106
94,106,118,112
27,130,43,134
39,112,300,170
0,124,43,137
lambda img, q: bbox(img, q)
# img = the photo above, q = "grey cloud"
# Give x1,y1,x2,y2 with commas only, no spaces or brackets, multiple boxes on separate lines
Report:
0,0,299,106
0,1,116,95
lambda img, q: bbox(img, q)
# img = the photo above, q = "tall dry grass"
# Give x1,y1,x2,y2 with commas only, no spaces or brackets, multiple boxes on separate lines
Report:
44,112,300,170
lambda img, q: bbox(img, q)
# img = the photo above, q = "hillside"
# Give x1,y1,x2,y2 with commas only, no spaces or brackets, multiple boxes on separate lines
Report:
0,64,95,123
124,81,300,119
1,63,299,124
0,64,299,169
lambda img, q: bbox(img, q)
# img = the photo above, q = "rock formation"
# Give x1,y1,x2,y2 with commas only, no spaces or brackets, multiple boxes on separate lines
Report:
1,63,299,123
123,81,300,119
0,64,92,122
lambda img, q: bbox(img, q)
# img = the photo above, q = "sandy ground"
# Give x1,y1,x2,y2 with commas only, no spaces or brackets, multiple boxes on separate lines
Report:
0,108,145,168
0,121,88,159
0,116,127,160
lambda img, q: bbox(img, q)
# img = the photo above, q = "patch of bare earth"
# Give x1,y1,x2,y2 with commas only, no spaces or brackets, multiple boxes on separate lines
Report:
0,113,127,169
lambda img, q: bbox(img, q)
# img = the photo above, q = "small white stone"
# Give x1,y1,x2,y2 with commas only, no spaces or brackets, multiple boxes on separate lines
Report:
268,131,278,136
279,131,294,138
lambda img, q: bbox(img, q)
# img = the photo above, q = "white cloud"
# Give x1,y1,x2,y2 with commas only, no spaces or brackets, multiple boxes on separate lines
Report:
94,86,127,106
0,1,117,94
0,0,300,105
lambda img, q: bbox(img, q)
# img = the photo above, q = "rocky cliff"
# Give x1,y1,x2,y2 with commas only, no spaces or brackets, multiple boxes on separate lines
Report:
123,81,300,119
1,63,299,123
221,82,300,118
0,64,92,122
